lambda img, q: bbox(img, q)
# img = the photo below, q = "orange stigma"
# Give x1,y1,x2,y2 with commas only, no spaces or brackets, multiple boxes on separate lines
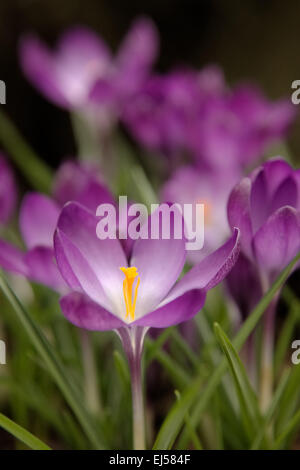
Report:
120,267,140,321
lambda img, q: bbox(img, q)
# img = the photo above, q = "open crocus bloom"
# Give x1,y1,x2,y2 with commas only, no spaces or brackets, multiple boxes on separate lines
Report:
54,202,240,330
227,158,300,311
0,153,17,227
20,17,158,114
0,161,113,292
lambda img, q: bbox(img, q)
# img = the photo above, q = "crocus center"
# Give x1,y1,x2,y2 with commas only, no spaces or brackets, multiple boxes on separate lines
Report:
120,266,140,321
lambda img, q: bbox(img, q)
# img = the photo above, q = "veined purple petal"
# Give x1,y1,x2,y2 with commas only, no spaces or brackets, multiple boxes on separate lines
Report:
55,202,127,317
19,193,60,249
0,240,28,276
0,154,17,225
253,206,300,279
130,204,186,319
60,292,125,331
161,228,240,304
54,228,109,306
25,246,66,292
134,289,205,328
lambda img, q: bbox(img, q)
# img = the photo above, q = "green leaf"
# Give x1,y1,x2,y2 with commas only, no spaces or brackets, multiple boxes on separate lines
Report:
145,334,191,388
174,390,202,450
275,287,300,374
0,412,51,450
0,109,52,192
251,369,290,449
113,350,130,389
152,376,203,450
272,407,300,449
153,250,300,450
214,323,262,441
0,272,105,449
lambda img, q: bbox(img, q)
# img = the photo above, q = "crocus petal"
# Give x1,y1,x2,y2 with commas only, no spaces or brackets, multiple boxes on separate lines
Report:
60,292,125,331
263,158,294,195
0,240,28,275
161,228,240,304
250,168,268,233
55,228,108,305
130,204,186,319
19,35,69,107
55,202,127,317
134,289,205,328
227,180,253,258
19,193,60,249
226,253,262,318
52,161,115,211
116,17,158,82
270,176,298,214
253,206,300,278
25,247,66,292
56,27,111,106
0,154,17,225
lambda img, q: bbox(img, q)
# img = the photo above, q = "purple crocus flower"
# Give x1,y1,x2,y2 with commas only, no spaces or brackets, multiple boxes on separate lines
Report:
123,66,224,158
188,85,296,171
0,161,113,292
227,158,300,289
123,64,295,170
226,158,300,409
53,201,239,449
54,202,240,331
20,17,158,121
0,153,17,226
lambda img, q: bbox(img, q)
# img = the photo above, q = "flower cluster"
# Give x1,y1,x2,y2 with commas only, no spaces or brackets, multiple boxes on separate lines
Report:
0,15,299,451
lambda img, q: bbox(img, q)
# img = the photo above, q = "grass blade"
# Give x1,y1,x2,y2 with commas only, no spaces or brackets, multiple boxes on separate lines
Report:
0,272,104,449
0,109,52,192
214,323,262,441
153,251,300,450
0,412,51,450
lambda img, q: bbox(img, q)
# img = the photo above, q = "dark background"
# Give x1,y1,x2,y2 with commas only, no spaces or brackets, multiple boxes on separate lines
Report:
1,0,300,167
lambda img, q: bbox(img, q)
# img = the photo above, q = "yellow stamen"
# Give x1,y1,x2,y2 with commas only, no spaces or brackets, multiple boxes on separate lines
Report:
120,267,140,321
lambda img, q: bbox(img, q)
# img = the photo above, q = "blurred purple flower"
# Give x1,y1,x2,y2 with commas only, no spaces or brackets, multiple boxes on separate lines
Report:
0,161,113,292
188,85,296,170
54,202,239,331
123,66,295,168
0,153,17,226
161,164,239,262
123,66,225,157
19,17,158,126
227,158,300,315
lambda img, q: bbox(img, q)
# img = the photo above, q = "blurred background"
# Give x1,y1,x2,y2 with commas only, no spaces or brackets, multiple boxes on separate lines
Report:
1,0,300,168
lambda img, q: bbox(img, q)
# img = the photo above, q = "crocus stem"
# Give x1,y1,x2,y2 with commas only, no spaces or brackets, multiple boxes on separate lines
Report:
117,327,147,450
130,350,145,450
260,298,277,413
80,330,102,414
